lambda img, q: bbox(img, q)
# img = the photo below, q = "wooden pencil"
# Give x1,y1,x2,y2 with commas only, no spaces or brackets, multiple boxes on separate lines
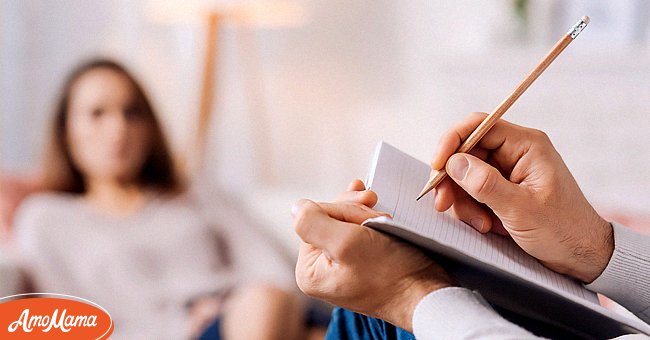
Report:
416,15,590,201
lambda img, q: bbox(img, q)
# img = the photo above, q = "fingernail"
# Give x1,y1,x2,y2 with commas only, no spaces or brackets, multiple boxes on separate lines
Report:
470,217,484,232
447,155,469,181
380,212,393,219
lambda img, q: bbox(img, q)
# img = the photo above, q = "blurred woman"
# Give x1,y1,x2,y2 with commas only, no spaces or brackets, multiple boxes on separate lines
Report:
11,59,306,339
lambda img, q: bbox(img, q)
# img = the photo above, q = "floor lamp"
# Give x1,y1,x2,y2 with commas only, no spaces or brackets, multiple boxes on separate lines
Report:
192,3,307,181
194,11,221,175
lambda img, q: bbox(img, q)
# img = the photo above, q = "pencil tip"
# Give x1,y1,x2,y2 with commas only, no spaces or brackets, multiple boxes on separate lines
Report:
415,189,428,201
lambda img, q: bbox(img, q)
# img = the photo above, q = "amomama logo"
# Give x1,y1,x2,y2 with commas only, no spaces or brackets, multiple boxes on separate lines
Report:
0,293,113,339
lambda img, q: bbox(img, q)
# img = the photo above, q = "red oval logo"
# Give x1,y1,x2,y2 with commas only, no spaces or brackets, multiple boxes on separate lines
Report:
0,293,113,339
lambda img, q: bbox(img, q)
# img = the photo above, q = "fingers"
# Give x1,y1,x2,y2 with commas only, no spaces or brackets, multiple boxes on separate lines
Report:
449,197,494,234
440,182,495,234
292,199,388,254
336,190,378,207
433,146,489,212
292,200,358,254
435,173,511,235
337,179,378,207
445,153,522,213
317,201,390,223
433,178,455,212
431,112,488,170
430,112,532,174
346,179,366,191
489,215,509,236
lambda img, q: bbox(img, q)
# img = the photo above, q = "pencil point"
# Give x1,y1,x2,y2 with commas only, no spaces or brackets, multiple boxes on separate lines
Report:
416,187,431,201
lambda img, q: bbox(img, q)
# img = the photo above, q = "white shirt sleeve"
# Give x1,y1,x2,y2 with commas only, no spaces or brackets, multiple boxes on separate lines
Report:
412,287,650,340
585,222,650,324
412,287,544,339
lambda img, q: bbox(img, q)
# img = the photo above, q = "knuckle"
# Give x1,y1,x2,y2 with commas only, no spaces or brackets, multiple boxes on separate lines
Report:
292,201,318,235
347,201,368,214
440,129,458,144
333,236,353,260
334,243,352,261
531,129,551,143
472,167,498,200
292,214,309,237
350,201,366,210
335,192,351,203
333,228,361,260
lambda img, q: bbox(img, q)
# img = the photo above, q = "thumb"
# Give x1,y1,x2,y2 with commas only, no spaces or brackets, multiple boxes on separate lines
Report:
445,153,521,211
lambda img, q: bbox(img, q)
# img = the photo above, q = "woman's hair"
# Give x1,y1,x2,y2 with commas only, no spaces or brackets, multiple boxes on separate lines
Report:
42,58,183,194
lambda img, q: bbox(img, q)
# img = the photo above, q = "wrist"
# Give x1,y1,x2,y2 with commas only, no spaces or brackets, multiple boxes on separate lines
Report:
573,217,614,283
384,266,455,332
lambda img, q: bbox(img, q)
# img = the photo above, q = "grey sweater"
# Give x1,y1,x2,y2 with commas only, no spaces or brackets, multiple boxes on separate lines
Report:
11,192,294,339
412,222,650,339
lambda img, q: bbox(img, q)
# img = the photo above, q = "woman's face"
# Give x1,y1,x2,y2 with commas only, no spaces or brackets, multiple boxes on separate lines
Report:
66,68,154,185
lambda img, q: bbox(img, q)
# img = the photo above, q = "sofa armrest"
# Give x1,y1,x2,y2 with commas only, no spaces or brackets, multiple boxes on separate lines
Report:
0,172,44,239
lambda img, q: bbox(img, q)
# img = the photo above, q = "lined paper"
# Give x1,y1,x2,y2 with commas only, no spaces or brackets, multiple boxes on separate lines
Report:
364,141,599,304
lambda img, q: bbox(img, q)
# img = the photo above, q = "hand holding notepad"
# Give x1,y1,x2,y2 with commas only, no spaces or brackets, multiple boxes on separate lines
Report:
293,182,456,331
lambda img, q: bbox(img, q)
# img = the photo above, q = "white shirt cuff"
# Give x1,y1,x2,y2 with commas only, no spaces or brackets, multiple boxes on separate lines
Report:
412,287,539,339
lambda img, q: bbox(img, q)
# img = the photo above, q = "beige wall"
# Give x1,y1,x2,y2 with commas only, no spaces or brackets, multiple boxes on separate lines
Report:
2,0,649,219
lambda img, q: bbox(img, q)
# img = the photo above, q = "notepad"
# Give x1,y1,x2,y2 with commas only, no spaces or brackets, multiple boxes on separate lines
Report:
362,141,650,337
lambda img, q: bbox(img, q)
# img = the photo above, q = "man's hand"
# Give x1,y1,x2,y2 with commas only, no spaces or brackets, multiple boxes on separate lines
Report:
293,180,454,331
431,112,614,283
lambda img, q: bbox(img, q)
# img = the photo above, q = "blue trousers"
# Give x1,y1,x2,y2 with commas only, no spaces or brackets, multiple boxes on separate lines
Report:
198,302,332,340
199,318,222,340
198,306,410,340
325,307,415,340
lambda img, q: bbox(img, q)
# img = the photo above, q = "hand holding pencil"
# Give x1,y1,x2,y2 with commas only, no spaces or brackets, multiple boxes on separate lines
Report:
426,111,613,283
417,16,615,283
417,16,590,200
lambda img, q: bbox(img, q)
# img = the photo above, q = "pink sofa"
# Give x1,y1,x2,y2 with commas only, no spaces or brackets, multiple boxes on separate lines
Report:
0,173,43,240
